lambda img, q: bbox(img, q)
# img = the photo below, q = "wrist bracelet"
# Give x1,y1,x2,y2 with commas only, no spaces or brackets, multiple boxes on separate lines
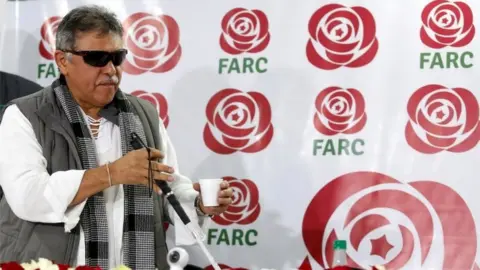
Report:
105,162,112,187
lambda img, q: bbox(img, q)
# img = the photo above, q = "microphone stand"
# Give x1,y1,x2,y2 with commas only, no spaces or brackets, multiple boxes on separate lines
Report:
130,132,221,270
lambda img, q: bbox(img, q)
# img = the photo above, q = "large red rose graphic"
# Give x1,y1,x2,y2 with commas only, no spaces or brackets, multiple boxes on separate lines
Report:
220,8,270,55
306,4,378,70
204,264,247,270
39,16,62,60
122,13,181,74
130,90,169,128
405,84,479,154
301,171,478,270
203,88,274,154
313,87,367,135
420,0,475,49
212,176,260,226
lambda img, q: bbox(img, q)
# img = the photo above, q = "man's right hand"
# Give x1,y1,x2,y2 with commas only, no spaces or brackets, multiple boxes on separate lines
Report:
109,148,174,194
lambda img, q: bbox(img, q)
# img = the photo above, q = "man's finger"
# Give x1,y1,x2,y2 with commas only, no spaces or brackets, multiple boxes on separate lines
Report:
213,206,228,215
152,171,174,182
193,182,200,192
220,180,229,189
218,197,232,206
154,185,162,195
151,161,174,173
219,188,232,198
147,148,164,160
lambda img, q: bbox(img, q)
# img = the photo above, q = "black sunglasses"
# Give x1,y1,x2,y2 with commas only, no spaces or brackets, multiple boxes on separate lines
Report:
64,49,128,67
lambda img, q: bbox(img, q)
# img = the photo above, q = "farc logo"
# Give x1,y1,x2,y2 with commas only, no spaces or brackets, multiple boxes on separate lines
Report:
37,16,62,79
312,86,366,156
130,90,170,128
306,4,378,70
405,84,479,154
300,171,478,269
419,0,475,69
122,12,182,74
218,8,270,74
207,176,261,248
203,88,274,154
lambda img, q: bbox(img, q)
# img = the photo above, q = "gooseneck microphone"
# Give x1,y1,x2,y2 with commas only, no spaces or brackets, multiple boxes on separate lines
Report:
130,133,218,269
130,132,191,225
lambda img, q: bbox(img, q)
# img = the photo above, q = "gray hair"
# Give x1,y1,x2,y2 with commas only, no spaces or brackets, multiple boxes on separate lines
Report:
55,5,124,51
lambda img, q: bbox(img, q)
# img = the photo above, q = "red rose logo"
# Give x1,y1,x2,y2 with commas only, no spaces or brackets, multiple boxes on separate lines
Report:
306,4,378,70
220,8,270,54
313,87,366,135
204,264,247,270
39,16,62,60
131,90,169,128
203,88,273,154
212,176,260,226
405,84,480,154
420,0,475,49
301,171,478,270
122,13,181,74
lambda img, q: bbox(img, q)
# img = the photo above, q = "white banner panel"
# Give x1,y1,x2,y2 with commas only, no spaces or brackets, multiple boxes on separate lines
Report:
1,1,479,269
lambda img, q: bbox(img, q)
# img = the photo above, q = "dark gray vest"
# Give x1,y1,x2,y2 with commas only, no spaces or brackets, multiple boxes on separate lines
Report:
0,83,170,269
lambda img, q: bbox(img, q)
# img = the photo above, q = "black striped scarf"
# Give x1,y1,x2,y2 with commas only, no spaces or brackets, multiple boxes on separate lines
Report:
53,80,155,270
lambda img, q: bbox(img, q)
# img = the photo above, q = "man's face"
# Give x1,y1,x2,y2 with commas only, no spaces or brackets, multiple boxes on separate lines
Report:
58,31,124,108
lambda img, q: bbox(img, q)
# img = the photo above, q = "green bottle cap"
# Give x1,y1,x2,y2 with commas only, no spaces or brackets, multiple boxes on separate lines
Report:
334,240,347,250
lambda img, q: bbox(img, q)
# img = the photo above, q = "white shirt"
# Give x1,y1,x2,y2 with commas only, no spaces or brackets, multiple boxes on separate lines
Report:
75,110,124,267
0,104,208,268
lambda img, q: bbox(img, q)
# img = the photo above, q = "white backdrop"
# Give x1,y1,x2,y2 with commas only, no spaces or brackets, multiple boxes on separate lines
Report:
1,0,479,269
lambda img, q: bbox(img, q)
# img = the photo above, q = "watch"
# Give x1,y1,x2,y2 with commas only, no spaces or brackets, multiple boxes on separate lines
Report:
194,195,213,218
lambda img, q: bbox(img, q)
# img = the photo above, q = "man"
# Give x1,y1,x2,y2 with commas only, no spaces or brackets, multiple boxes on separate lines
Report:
0,5,233,270
0,71,43,200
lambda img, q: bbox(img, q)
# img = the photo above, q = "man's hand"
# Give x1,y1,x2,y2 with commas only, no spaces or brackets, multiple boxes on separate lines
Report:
193,180,233,216
109,148,174,195
70,148,172,206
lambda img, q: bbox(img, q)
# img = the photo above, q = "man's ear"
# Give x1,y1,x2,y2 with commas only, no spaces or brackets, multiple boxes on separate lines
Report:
54,50,69,76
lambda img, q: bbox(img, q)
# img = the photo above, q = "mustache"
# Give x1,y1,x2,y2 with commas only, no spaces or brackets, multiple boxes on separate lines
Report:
97,76,119,86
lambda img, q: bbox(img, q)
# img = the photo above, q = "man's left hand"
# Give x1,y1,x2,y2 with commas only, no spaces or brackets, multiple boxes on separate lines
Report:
193,180,233,216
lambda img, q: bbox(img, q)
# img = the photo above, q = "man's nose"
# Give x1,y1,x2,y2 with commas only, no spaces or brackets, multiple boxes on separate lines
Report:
102,61,117,76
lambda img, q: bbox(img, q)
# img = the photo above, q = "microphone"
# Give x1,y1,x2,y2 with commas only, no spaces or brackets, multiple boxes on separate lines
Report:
130,132,191,225
131,132,220,270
